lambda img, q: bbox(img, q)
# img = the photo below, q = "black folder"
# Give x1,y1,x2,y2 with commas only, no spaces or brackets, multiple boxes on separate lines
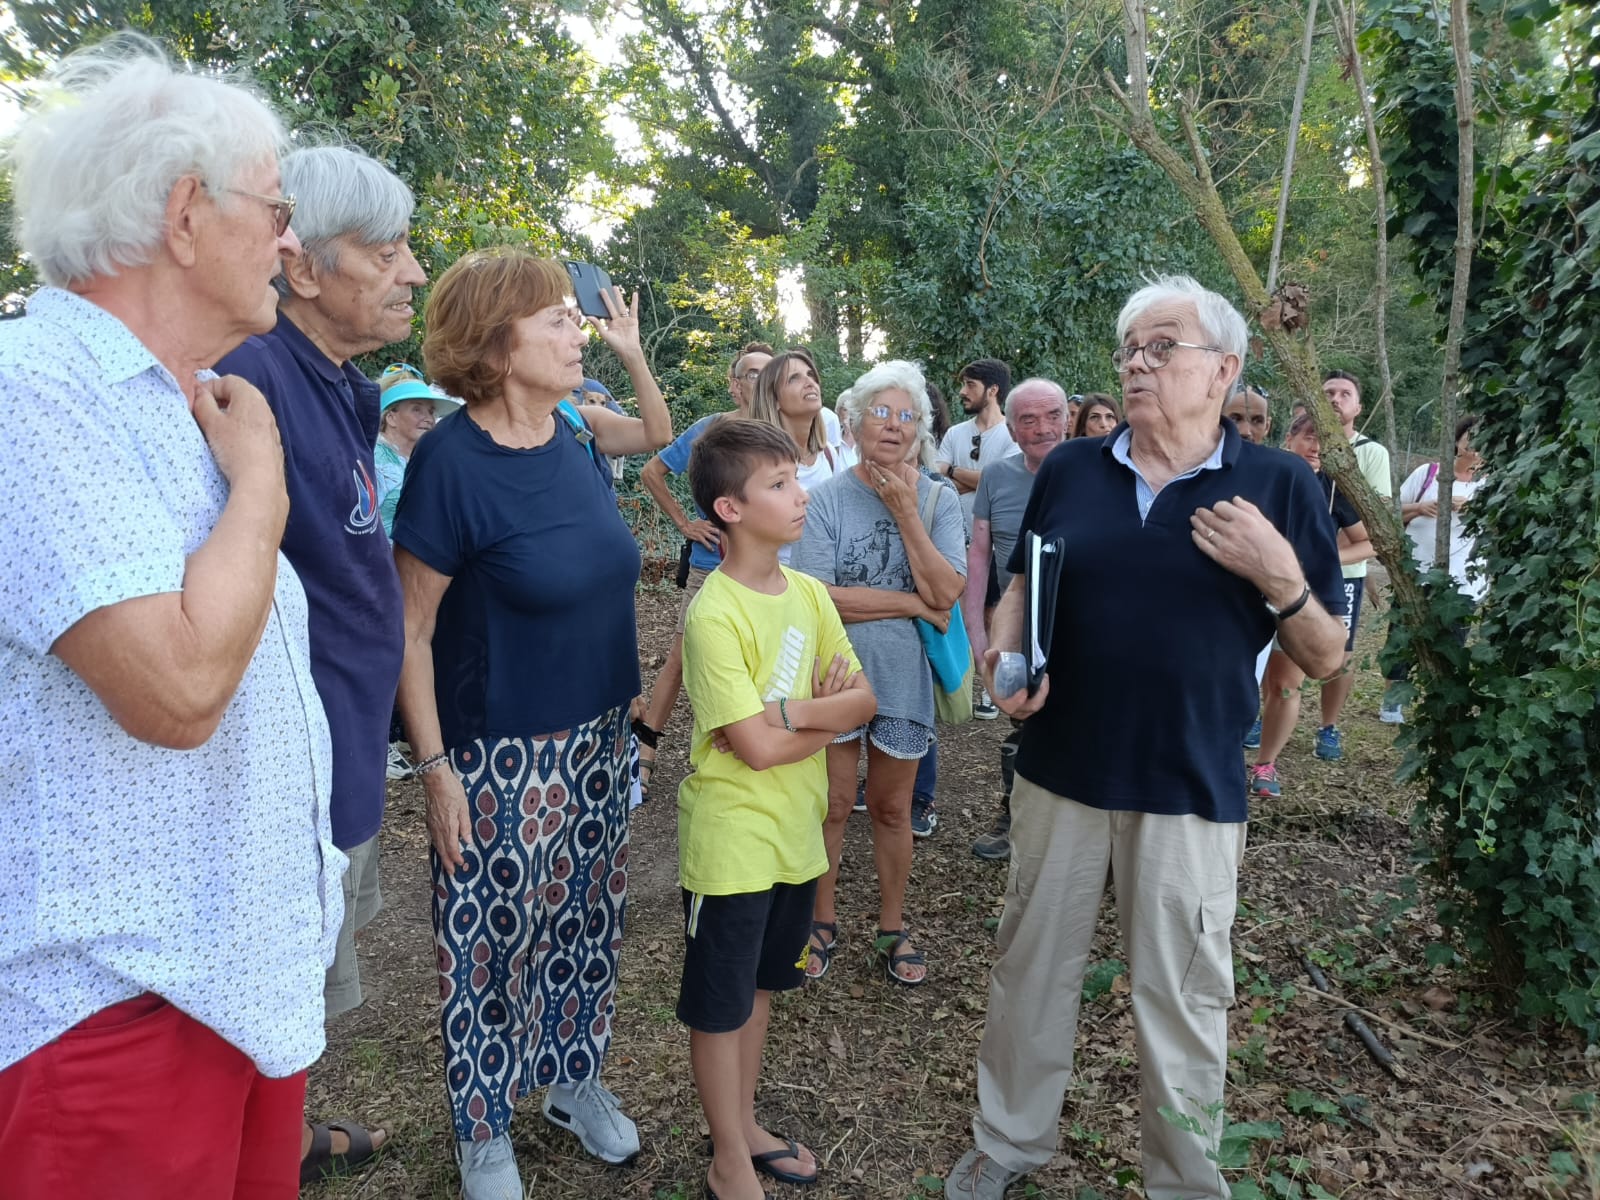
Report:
1021,531,1063,695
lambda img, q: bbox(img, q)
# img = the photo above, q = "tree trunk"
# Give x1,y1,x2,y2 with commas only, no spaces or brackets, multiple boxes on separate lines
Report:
1435,0,1477,569
1333,0,1402,499
1267,0,1321,294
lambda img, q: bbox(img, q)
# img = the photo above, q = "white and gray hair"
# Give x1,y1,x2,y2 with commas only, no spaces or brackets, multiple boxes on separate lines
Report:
8,34,286,288
1116,274,1249,371
275,144,415,286
837,359,936,468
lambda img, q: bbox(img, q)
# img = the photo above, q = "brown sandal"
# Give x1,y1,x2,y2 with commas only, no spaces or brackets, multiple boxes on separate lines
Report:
300,1118,386,1184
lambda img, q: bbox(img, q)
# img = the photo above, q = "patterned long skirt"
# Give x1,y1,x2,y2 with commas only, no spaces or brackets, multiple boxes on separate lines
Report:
433,704,630,1142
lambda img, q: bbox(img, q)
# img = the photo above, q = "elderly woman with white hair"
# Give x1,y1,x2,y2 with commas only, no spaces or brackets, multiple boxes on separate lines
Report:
792,360,966,985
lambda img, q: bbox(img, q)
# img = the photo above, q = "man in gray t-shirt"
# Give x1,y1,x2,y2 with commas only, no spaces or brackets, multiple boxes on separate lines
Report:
794,469,966,729
962,378,1071,861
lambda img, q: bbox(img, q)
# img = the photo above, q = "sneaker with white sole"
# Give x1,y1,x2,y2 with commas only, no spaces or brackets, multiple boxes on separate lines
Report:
1379,702,1405,724
1242,716,1261,749
385,742,413,780
910,794,938,839
973,689,999,720
542,1078,639,1165
946,1148,1023,1200
458,1134,523,1200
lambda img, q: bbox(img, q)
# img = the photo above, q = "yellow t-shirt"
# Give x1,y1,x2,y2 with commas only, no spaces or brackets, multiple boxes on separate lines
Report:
1344,436,1392,579
678,567,861,895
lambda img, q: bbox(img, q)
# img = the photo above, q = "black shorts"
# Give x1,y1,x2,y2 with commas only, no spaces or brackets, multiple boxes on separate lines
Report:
985,556,1001,609
1340,577,1366,653
677,879,819,1034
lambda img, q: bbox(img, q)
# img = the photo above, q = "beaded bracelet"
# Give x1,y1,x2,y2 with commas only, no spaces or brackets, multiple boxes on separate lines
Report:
778,697,795,733
413,751,450,776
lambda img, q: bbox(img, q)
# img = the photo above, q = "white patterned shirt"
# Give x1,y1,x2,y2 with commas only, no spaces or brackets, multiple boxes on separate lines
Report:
0,288,345,1077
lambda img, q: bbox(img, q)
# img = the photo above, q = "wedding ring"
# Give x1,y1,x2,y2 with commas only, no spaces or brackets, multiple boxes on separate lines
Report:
1206,527,1216,540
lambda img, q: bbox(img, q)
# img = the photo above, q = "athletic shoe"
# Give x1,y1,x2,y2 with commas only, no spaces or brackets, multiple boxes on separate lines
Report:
1242,717,1262,750
1314,724,1343,761
1249,762,1281,798
385,743,412,780
1380,702,1405,725
973,690,999,720
853,778,867,813
946,1148,1023,1200
459,1134,523,1200
542,1079,640,1165
971,809,1011,860
910,795,938,839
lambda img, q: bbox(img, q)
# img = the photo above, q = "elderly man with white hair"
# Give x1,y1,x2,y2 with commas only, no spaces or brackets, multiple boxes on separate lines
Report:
793,360,966,986
0,39,344,1198
962,377,1070,861
946,276,1346,1200
215,142,424,1184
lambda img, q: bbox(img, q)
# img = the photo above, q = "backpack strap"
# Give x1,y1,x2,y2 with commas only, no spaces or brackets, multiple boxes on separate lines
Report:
917,481,941,534
822,444,836,472
1421,461,1440,496
555,398,597,462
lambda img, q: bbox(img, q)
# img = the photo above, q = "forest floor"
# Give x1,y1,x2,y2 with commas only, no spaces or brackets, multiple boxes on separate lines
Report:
307,577,1599,1200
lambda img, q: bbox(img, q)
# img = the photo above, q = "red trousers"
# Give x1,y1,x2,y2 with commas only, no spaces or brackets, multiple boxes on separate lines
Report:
0,993,306,1200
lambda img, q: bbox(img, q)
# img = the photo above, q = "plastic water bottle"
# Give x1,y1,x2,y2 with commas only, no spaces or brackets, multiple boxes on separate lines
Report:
993,651,1028,699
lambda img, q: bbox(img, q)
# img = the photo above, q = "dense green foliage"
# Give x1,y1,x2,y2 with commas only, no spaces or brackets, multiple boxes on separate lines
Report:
1370,0,1600,1035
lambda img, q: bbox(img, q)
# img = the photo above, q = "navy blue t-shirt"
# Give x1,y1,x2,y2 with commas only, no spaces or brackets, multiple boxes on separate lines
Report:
217,315,404,850
1007,420,1343,823
392,410,642,748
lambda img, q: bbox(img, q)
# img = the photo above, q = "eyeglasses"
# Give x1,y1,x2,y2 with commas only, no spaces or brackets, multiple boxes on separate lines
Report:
224,187,297,237
1067,394,1085,405
969,432,981,461
1111,338,1225,371
738,370,763,383
865,404,916,424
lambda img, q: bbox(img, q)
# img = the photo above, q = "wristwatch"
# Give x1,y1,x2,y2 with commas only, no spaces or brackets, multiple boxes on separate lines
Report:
1265,582,1312,621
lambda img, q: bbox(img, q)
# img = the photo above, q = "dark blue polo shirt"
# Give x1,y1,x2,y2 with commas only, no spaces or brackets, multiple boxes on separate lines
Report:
217,315,404,850
1006,420,1344,823
392,409,641,748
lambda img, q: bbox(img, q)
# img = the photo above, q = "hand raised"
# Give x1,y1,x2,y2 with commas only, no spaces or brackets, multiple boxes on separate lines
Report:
585,286,644,364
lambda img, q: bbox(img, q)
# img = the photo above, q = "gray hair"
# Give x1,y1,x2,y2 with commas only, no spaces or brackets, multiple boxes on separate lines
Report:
837,359,936,469
8,34,285,288
275,144,415,285
1116,274,1249,370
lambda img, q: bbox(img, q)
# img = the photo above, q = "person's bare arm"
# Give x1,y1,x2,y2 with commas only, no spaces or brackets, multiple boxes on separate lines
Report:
1338,522,1374,566
979,577,1051,719
642,454,720,552
1191,497,1346,680
393,547,473,876
965,519,994,660
719,671,875,770
825,585,946,627
583,288,672,454
947,465,979,494
52,375,288,750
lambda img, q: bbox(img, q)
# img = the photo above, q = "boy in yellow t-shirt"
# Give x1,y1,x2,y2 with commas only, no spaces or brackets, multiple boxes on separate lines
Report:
680,420,876,1200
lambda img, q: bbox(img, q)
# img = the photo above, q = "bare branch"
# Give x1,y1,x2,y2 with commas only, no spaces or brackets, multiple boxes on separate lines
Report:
1268,0,1321,293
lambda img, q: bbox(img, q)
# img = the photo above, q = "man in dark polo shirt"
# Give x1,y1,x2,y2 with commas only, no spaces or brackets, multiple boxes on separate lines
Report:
946,276,1347,1200
217,144,421,1182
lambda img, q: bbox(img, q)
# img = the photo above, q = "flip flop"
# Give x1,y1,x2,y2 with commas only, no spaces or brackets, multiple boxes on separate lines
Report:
804,920,836,981
299,1118,386,1184
752,1136,819,1187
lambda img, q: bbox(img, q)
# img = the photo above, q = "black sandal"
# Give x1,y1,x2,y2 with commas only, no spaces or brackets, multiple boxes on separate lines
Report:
632,717,661,802
299,1118,386,1184
874,928,927,986
804,920,836,980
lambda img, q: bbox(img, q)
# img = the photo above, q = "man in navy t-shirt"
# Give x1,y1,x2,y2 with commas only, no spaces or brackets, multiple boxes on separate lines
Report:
217,144,421,1183
946,276,1347,1200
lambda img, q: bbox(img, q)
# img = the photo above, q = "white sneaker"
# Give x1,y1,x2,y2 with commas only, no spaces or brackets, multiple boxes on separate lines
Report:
385,742,413,780
542,1078,640,1164
458,1134,523,1200
1379,703,1405,725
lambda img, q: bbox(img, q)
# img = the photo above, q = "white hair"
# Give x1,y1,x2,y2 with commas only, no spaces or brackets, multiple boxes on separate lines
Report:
1116,274,1249,368
837,360,936,468
8,34,286,288
275,144,415,285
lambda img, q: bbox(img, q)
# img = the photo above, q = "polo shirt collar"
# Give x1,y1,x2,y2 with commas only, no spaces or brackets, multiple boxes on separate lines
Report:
271,311,347,384
1105,417,1239,471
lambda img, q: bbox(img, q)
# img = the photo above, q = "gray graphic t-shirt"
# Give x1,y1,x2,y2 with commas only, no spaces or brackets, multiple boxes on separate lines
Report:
793,470,967,726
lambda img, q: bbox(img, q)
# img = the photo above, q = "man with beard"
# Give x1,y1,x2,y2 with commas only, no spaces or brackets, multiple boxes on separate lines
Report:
217,143,424,1183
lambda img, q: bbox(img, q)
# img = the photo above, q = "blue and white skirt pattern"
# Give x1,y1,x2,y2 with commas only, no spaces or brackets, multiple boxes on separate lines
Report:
433,704,630,1142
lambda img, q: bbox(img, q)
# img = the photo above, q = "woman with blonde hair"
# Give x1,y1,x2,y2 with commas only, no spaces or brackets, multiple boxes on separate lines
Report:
747,348,844,559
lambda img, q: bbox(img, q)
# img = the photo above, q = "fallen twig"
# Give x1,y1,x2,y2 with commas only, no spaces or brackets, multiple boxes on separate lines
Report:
1296,941,1406,1079
1301,983,1465,1053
